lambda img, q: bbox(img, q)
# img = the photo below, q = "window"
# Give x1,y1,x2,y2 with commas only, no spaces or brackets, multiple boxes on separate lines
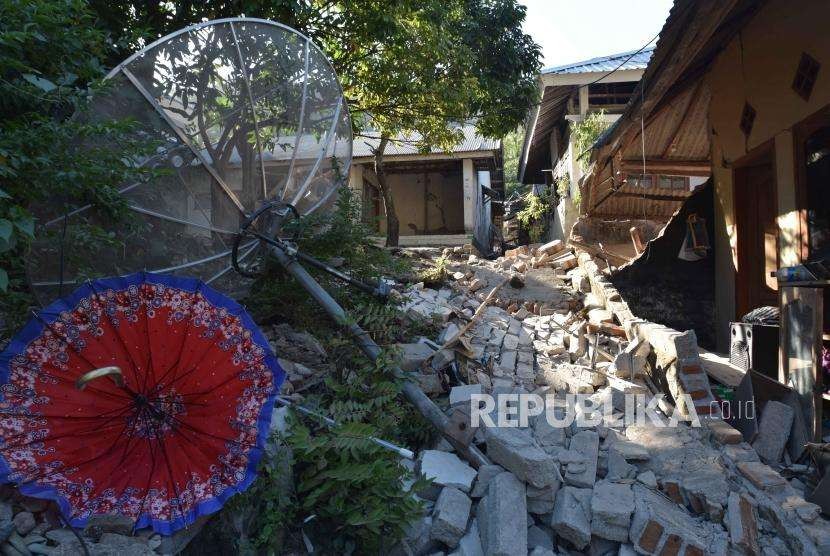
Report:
659,176,689,190
627,174,653,188
588,81,637,110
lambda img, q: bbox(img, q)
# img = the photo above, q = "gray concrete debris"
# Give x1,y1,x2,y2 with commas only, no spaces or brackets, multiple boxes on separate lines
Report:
564,430,599,488
470,464,505,498
726,491,759,556
591,480,634,542
483,426,561,489
450,384,483,407
399,342,437,372
478,472,527,556
11,512,34,537
420,450,478,497
527,525,554,551
605,446,637,481
431,487,472,548
449,518,483,556
532,412,567,453
588,536,620,556
629,484,727,555
399,516,440,556
751,400,794,464
550,485,593,549
636,471,658,489
432,349,457,372
526,483,559,515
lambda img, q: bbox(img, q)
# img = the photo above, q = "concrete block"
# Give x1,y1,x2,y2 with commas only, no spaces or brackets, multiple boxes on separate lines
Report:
736,461,787,493
725,491,759,555
706,419,743,445
449,518,483,556
450,384,483,407
526,483,559,515
431,487,472,548
722,443,759,464
478,472,527,556
591,481,634,542
588,536,620,556
532,412,567,452
630,484,727,555
565,430,599,488
605,446,636,481
469,464,505,498
420,450,478,495
527,525,554,551
538,240,565,256
483,426,561,489
550,485,593,550
497,350,517,374
399,342,436,371
502,334,519,350
751,400,794,464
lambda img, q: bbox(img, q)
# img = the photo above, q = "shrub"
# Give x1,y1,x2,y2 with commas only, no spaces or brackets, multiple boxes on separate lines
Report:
571,109,610,171
516,189,550,243
0,0,154,335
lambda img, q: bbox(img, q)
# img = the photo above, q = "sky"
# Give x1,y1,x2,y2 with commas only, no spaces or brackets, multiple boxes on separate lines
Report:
519,0,674,69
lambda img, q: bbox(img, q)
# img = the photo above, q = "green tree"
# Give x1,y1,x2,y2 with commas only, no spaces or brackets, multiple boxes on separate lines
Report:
88,0,541,246
0,0,153,330
502,125,526,196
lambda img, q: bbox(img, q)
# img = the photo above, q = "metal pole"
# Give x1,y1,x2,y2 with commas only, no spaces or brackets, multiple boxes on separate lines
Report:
269,244,490,468
276,396,415,460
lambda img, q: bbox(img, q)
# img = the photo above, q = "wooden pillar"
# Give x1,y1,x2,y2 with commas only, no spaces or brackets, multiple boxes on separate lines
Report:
774,130,801,267
579,86,590,116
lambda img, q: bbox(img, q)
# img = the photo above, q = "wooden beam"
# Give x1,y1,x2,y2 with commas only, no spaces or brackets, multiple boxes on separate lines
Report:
568,239,631,266
620,158,711,176
611,191,690,202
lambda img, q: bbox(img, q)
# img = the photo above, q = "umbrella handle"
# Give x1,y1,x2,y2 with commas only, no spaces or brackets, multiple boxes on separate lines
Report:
76,366,124,391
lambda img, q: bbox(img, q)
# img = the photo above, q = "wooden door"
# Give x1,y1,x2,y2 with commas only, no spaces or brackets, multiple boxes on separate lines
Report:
734,160,779,318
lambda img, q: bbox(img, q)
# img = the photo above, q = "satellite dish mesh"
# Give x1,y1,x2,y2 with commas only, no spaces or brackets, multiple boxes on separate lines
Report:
26,18,352,302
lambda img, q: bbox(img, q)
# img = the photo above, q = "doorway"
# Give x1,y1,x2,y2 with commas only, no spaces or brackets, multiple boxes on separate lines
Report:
734,150,778,319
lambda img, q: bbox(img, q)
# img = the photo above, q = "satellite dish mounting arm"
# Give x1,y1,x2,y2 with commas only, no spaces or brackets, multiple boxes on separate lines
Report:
232,201,390,298
232,200,489,468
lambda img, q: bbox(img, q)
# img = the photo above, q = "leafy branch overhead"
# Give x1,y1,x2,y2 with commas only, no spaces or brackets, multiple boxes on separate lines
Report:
92,0,540,150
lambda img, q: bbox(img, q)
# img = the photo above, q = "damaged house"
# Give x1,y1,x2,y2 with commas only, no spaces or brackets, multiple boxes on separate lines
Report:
348,126,504,247
577,0,830,482
518,46,710,249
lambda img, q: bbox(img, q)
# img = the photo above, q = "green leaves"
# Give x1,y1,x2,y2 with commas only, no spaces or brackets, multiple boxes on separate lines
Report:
0,0,156,338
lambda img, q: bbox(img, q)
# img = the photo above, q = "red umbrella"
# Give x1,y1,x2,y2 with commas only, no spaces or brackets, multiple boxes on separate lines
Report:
0,272,285,534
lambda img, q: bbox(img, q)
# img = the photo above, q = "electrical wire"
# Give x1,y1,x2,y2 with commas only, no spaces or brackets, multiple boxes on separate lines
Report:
573,30,661,91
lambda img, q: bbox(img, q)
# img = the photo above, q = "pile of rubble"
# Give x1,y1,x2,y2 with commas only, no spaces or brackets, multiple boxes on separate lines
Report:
392,242,830,555
0,493,167,556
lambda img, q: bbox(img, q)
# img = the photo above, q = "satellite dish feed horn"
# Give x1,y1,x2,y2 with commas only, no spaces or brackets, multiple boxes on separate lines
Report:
26,18,486,468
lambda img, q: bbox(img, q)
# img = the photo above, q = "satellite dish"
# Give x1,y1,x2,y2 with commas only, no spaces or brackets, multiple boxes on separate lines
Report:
26,18,352,302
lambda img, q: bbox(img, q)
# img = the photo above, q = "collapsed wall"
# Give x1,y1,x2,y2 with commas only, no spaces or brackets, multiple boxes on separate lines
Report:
610,181,716,349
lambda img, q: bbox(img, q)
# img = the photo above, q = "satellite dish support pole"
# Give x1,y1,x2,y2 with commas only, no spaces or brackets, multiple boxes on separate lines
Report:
266,243,490,469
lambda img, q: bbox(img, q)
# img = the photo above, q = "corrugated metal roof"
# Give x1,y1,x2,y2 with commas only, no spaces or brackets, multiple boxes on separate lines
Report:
581,0,762,219
352,125,500,159
542,47,655,75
